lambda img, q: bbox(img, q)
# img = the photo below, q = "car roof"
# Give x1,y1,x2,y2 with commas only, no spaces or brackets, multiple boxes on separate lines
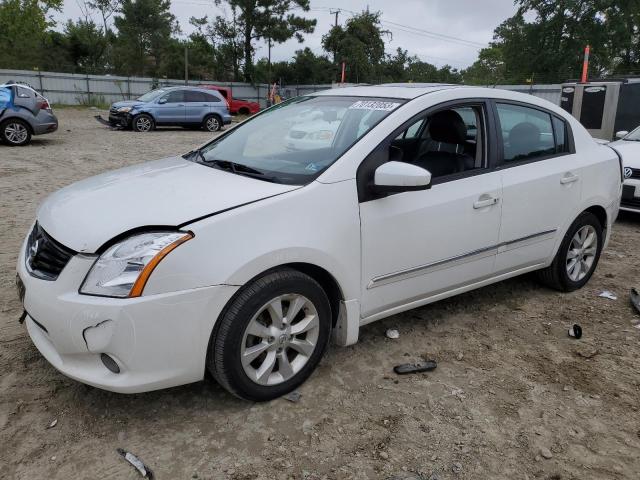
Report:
312,83,464,100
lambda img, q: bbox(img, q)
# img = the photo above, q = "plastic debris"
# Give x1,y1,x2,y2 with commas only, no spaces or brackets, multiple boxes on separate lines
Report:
116,448,153,479
393,360,437,375
598,290,617,300
568,324,582,339
631,288,640,315
386,329,400,339
46,419,58,429
284,390,302,403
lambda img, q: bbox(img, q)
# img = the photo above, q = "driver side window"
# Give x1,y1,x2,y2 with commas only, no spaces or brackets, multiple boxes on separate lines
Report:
390,104,486,180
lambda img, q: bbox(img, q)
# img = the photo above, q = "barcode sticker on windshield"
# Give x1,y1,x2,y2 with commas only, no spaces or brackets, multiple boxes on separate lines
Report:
349,100,400,111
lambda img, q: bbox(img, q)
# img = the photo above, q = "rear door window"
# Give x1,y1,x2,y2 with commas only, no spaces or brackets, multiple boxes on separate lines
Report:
185,91,206,103
496,103,555,162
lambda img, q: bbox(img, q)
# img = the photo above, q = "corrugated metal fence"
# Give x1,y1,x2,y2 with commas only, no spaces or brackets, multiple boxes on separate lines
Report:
0,69,562,107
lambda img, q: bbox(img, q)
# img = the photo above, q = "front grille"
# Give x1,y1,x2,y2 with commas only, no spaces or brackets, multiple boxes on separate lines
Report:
621,197,640,209
629,168,640,180
25,223,75,280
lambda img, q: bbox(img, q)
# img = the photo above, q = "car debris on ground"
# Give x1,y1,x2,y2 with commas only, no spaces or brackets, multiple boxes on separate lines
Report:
631,288,640,315
116,448,153,479
284,390,302,403
46,419,57,429
393,360,437,375
386,329,400,339
598,290,618,300
568,324,583,339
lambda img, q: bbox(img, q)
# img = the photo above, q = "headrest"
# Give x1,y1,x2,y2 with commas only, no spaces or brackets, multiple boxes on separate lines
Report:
429,110,467,144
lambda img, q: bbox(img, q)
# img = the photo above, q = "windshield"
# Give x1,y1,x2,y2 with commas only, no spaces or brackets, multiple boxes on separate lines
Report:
623,126,640,141
192,95,404,184
137,88,167,102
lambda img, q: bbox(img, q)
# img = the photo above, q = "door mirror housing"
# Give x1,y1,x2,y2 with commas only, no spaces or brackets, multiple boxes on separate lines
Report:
372,161,432,193
615,130,628,139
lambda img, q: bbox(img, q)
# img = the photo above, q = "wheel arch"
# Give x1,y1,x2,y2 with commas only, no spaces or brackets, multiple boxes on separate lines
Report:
584,204,607,230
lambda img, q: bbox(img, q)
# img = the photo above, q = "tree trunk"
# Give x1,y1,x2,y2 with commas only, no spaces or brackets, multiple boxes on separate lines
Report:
243,22,253,82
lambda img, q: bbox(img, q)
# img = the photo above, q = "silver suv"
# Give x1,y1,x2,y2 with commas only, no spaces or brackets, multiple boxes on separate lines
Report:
0,83,58,146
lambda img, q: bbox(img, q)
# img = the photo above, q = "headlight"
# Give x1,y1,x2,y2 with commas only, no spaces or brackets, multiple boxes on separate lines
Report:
80,232,193,298
307,130,334,140
117,106,133,113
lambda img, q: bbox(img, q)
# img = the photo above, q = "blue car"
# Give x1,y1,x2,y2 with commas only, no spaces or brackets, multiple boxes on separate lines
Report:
0,83,58,146
108,86,232,133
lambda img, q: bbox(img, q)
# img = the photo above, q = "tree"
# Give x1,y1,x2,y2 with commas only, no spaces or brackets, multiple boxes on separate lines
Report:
462,46,506,85
87,0,121,34
321,10,390,83
0,0,62,70
65,19,109,73
113,0,179,77
214,0,316,82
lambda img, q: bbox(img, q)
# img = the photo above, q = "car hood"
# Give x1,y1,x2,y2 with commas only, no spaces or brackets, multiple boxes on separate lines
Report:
607,140,640,167
37,156,300,253
111,100,143,109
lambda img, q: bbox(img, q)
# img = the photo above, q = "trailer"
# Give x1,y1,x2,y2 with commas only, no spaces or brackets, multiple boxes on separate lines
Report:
560,78,640,141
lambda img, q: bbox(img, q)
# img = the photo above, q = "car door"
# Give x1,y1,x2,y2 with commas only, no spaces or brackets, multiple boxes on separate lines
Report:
154,90,185,124
184,90,209,124
359,101,503,319
493,101,581,273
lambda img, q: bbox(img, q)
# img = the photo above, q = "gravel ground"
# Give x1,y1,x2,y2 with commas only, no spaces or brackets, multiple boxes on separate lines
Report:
1,108,639,480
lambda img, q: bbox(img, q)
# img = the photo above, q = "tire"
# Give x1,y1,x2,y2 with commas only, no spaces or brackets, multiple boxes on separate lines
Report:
1,118,31,146
537,212,603,292
203,114,222,132
208,269,332,401
238,107,250,115
132,114,154,132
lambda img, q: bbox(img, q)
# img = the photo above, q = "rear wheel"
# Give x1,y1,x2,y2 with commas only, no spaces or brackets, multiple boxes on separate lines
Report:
203,114,222,132
537,212,603,291
1,119,31,146
132,114,154,132
208,269,331,401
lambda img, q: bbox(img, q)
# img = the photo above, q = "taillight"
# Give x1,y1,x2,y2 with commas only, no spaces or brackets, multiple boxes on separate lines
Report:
36,97,51,111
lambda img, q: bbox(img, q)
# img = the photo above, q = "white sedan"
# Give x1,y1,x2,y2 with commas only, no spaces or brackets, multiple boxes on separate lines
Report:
17,84,622,401
608,127,640,213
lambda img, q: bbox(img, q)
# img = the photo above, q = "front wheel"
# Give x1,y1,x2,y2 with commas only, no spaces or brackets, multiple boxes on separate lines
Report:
132,114,154,132
208,269,331,401
537,212,603,292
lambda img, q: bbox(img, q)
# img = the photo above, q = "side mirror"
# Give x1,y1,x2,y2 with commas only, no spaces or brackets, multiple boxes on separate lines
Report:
372,161,432,193
158,98,168,104
615,130,628,139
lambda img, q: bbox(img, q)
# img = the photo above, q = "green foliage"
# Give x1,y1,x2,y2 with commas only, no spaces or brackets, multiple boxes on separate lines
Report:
113,0,179,77
214,0,317,82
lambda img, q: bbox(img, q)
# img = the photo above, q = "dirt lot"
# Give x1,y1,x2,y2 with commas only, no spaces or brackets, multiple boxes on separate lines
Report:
1,108,639,480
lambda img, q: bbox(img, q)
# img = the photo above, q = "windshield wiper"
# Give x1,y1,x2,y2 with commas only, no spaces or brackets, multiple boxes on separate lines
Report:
205,159,278,182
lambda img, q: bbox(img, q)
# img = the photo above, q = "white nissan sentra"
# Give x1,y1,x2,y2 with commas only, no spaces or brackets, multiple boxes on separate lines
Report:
17,84,622,401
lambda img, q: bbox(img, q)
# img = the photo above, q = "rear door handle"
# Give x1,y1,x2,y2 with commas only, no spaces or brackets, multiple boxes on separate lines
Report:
473,195,499,209
560,173,579,184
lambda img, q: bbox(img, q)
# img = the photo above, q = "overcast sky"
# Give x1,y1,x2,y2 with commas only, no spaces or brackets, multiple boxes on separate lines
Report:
54,0,519,68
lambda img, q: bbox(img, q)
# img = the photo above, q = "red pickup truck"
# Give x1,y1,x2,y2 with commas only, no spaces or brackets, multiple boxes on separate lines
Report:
198,85,261,115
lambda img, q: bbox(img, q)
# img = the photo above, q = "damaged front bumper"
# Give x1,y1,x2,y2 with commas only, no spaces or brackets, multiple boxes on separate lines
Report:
17,238,238,393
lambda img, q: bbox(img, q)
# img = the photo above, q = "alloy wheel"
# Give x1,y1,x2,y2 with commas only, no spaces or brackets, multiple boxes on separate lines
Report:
135,117,152,132
240,294,319,386
566,225,597,282
5,122,28,144
206,117,220,131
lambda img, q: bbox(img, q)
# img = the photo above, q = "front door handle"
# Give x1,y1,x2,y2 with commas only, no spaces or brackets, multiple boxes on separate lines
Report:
473,195,499,209
560,173,579,184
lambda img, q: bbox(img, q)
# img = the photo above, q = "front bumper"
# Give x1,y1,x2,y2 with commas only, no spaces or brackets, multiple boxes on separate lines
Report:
17,235,238,393
620,180,640,212
108,111,131,127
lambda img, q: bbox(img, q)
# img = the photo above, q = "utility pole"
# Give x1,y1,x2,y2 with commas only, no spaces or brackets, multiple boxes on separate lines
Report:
329,9,340,65
184,46,188,85
329,8,340,27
